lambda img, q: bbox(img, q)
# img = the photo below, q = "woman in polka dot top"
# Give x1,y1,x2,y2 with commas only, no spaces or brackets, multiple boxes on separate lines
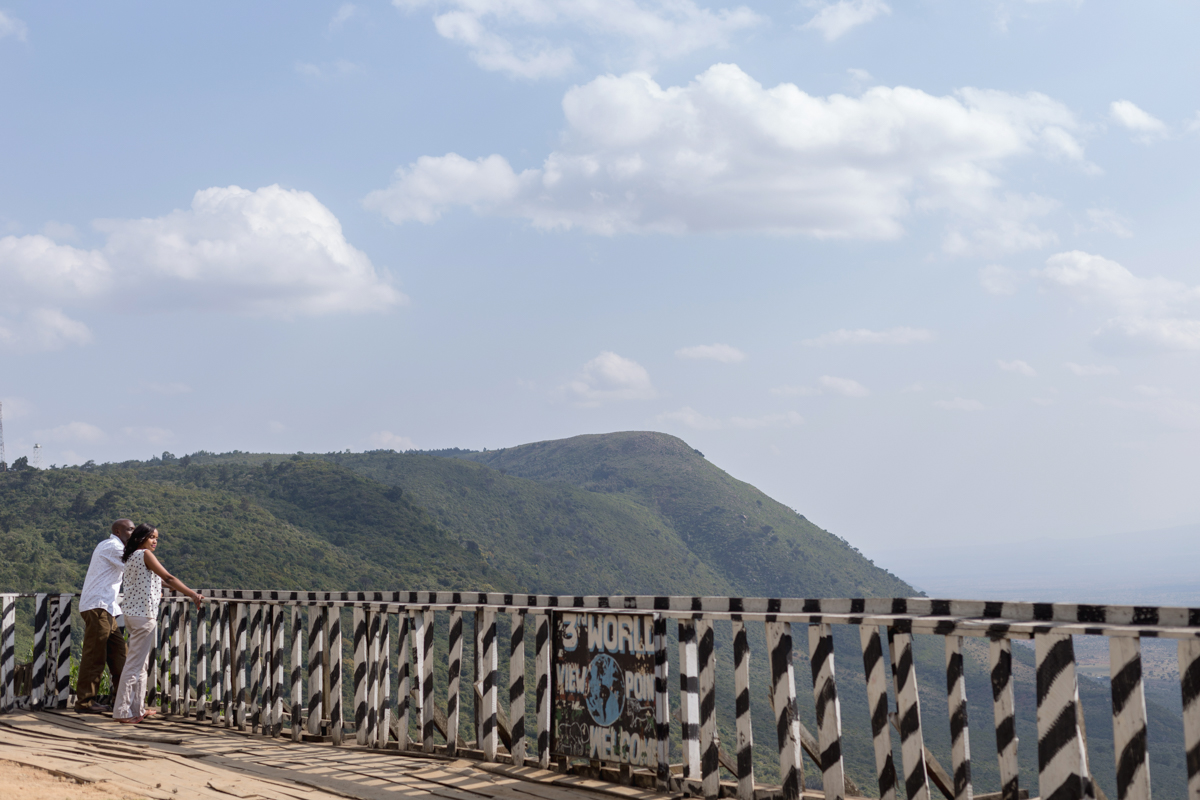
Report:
112,523,204,723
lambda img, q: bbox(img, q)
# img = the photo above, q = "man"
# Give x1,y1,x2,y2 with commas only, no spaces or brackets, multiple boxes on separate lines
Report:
75,518,134,713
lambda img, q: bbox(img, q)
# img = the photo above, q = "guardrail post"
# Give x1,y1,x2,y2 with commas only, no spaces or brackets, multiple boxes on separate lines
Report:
307,606,324,736
988,638,1020,800
1178,639,1200,800
291,606,303,741
196,603,209,721
272,604,285,737
249,602,263,731
367,608,381,748
653,614,671,791
31,593,47,709
234,602,248,730
183,602,194,717
510,611,527,765
698,619,719,799
55,594,72,709
889,626,931,800
809,622,847,800
171,600,182,716
536,612,551,768
481,607,498,762
447,608,463,754
1,595,15,712
679,619,702,785
944,636,972,800
1110,636,1150,800
378,609,391,748
397,612,411,749
1034,632,1093,800
329,604,344,746
859,624,897,800
418,608,435,752
353,606,368,745
767,620,804,800
731,620,755,800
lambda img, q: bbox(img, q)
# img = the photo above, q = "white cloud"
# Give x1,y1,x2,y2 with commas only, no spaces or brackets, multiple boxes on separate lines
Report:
817,375,870,397
395,0,761,79
365,65,1086,246
657,406,803,430
0,10,27,41
730,411,804,428
934,397,985,411
1035,250,1200,351
123,426,174,445
998,359,1036,377
1081,208,1133,238
39,421,107,443
847,68,872,82
566,351,656,405
1065,362,1118,377
802,0,890,41
657,406,722,430
0,186,403,350
1110,100,1168,143
369,431,417,450
330,3,358,28
675,343,746,363
771,376,868,397
1188,112,1200,135
802,326,935,346
979,264,1020,296
295,60,363,80
0,308,93,351
40,221,77,240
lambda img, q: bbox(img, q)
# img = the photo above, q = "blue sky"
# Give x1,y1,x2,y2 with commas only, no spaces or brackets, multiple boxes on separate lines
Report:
1,1,1198,557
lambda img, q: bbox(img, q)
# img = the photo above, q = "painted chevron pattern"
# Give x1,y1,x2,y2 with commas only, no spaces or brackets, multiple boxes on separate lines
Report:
889,628,930,800
353,607,369,746
54,595,72,708
653,615,671,789
697,619,719,799
1034,632,1093,800
859,624,897,800
535,613,551,768
509,611,526,765
731,620,755,800
308,606,325,736
678,619,701,784
944,636,972,800
1179,639,1200,800
480,608,499,761
446,609,463,755
809,622,846,800
30,593,46,709
1109,636,1149,800
766,620,803,800
0,595,14,712
290,606,303,741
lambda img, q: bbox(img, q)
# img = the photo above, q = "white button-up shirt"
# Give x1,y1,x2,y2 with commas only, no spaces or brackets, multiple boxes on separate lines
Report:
79,534,126,616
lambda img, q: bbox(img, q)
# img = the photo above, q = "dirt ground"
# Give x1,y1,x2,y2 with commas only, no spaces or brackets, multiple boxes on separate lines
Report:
0,760,147,800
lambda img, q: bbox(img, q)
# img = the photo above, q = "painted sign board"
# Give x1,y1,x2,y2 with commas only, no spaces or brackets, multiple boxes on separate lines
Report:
551,611,658,766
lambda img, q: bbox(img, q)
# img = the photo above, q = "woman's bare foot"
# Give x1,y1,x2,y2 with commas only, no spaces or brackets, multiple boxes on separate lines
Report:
116,715,145,724
142,709,159,718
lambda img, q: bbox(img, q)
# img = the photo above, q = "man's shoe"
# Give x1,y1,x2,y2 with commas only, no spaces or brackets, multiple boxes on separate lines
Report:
76,702,112,714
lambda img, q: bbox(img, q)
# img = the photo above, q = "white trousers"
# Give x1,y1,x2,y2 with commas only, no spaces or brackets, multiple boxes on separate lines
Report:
112,614,157,719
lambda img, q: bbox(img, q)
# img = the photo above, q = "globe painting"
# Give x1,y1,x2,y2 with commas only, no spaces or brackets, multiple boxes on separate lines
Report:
584,654,625,726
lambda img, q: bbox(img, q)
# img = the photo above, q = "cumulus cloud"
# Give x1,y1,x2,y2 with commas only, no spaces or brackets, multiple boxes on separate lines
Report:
395,0,761,79
1110,100,1169,143
979,264,1020,296
1065,362,1118,376
0,10,27,41
675,343,746,363
39,421,107,443
330,3,358,28
657,406,722,430
657,407,802,430
802,326,934,346
365,65,1087,246
934,397,984,411
1081,208,1133,238
123,426,174,445
566,352,656,405
1035,250,1200,351
0,186,402,350
998,359,1036,377
802,0,890,41
772,376,869,397
369,431,418,450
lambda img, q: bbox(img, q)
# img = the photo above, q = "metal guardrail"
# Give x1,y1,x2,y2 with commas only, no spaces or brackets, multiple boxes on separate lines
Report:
3,589,1198,800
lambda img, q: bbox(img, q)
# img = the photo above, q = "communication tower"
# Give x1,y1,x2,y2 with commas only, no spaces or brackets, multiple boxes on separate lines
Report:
31,443,42,469
0,401,5,471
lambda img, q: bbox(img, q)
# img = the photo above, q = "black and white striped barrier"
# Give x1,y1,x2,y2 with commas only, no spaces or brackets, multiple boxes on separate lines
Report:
15,588,1200,800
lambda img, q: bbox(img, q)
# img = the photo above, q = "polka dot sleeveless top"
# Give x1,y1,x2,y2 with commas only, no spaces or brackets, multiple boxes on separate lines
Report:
122,549,162,618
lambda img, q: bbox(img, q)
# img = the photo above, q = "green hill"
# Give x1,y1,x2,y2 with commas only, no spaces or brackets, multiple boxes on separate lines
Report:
0,432,1185,799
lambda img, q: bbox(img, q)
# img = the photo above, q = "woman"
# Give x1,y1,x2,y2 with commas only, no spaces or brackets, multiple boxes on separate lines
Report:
112,523,204,724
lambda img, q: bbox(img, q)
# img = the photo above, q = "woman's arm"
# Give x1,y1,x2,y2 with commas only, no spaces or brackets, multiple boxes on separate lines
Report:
143,551,204,609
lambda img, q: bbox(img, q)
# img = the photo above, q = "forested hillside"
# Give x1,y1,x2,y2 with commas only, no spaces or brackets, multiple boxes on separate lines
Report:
0,432,1185,798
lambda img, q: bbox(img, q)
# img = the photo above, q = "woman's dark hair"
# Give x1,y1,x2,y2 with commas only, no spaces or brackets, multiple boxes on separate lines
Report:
122,523,158,563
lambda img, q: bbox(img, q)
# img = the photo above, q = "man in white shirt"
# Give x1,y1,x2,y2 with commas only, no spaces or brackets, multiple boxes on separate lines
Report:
76,518,134,713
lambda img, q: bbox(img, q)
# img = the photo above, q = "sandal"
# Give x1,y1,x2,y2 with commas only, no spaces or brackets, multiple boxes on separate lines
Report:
142,709,159,718
116,715,145,725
